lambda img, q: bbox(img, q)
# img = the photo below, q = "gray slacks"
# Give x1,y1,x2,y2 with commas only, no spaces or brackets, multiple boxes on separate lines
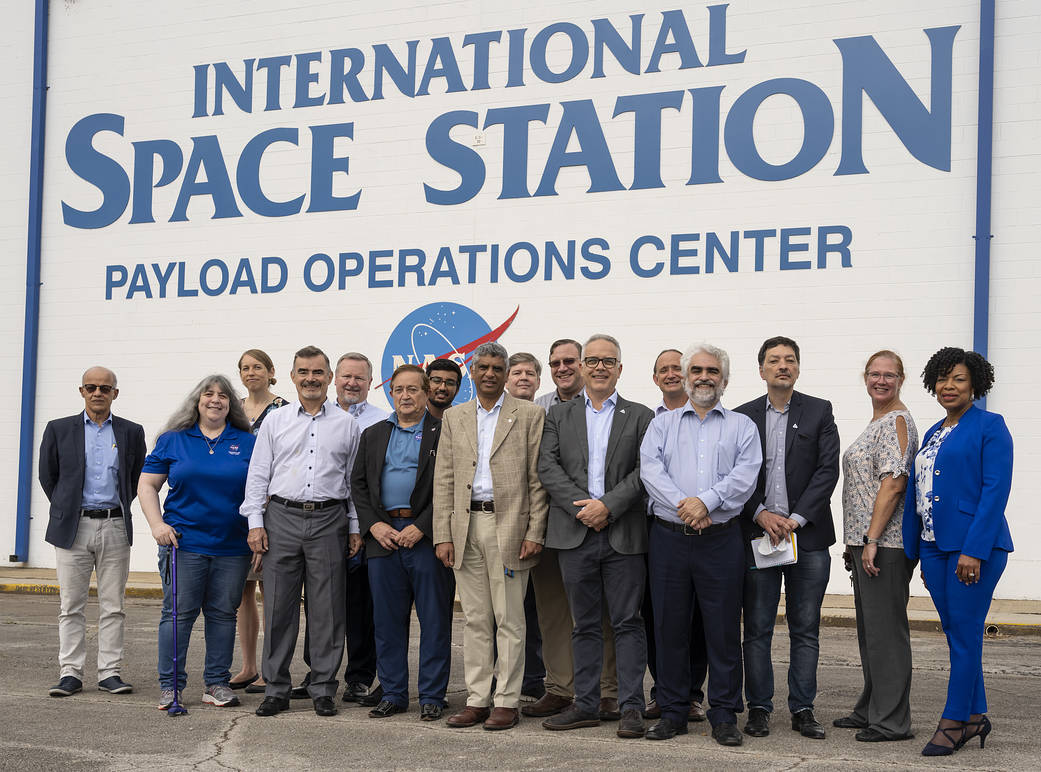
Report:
849,545,915,737
262,499,347,699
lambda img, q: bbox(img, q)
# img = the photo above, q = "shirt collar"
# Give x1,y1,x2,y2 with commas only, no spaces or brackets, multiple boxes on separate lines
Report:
583,390,618,410
678,400,725,420
765,396,790,414
387,409,426,431
347,400,369,417
477,391,506,415
297,399,329,417
83,411,113,428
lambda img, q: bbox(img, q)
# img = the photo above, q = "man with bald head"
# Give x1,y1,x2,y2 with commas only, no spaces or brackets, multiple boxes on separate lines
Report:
39,366,146,698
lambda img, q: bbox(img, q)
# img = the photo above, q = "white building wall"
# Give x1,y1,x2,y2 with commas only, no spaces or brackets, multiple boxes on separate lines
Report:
1,1,1039,599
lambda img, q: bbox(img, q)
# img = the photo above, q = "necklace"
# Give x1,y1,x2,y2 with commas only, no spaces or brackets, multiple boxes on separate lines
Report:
202,427,225,454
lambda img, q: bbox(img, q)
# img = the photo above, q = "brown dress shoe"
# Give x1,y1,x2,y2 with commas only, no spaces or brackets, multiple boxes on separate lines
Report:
599,697,621,721
689,701,707,722
483,707,520,730
446,705,491,728
643,700,662,719
521,692,573,717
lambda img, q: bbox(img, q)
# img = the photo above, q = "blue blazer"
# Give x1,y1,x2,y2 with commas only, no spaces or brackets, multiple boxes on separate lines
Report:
903,405,1014,560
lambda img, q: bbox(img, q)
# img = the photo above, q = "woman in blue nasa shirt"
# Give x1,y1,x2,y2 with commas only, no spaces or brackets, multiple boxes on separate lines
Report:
138,375,255,710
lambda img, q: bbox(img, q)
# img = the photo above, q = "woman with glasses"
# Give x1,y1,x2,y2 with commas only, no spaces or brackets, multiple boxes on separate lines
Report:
835,351,918,742
905,347,1014,756
138,375,255,710
230,349,286,692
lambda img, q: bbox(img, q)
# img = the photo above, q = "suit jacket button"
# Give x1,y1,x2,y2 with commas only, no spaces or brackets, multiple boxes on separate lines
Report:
466,484,471,489
934,495,940,502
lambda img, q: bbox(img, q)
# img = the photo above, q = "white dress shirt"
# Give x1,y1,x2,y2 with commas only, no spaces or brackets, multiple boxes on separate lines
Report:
471,392,505,501
240,399,361,532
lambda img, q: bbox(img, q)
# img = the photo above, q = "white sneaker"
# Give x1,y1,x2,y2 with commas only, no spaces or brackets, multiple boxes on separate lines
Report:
203,683,240,707
158,689,183,710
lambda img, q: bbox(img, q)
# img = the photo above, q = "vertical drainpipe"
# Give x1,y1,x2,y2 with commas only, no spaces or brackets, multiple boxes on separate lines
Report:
972,0,996,410
12,0,50,563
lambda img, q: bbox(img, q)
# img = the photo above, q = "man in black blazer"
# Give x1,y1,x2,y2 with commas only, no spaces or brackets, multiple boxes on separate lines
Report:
38,366,146,698
537,334,653,739
350,364,453,721
735,337,839,740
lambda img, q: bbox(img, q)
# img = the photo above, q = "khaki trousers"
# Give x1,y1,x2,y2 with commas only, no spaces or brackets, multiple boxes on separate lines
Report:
531,547,617,699
456,510,530,708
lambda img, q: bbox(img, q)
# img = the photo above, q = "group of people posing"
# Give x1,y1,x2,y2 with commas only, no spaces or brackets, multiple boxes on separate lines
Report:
40,335,1013,758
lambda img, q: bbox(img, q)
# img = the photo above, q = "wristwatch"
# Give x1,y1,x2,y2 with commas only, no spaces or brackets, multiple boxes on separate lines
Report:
863,535,881,545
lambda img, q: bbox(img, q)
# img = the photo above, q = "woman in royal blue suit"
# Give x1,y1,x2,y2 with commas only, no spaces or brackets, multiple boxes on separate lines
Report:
904,347,1014,757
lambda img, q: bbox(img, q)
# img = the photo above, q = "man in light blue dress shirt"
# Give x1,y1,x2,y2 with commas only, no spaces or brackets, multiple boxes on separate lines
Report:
639,343,761,745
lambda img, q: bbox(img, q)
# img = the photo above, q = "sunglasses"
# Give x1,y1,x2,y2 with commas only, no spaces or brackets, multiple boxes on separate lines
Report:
82,384,114,394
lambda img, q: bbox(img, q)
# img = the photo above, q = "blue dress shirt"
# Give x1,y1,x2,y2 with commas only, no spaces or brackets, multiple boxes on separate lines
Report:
584,390,617,500
640,402,762,525
82,412,119,508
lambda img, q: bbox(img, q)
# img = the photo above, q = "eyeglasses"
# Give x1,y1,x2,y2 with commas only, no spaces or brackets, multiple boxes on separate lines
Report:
583,357,618,369
867,371,900,382
428,376,458,388
549,357,578,369
82,384,114,394
391,385,423,396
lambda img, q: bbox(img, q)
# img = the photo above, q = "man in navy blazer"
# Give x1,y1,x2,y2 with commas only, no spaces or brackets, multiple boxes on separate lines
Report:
38,366,146,698
537,334,653,739
735,337,839,740
351,364,453,721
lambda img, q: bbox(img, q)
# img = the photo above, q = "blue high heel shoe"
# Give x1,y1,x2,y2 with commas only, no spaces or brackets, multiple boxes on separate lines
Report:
956,715,991,750
921,722,965,757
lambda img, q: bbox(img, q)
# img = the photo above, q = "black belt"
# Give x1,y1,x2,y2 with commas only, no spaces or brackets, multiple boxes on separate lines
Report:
470,500,495,512
81,507,122,519
655,516,735,536
270,495,342,512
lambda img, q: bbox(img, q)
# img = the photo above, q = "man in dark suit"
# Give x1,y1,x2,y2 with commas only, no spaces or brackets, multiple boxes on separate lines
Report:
351,364,453,721
39,366,146,698
735,337,840,740
537,334,653,740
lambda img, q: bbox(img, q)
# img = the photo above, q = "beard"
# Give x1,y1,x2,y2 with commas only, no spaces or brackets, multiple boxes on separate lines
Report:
686,381,725,408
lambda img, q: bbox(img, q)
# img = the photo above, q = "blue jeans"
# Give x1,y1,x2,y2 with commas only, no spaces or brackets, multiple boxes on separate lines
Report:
743,546,831,714
158,546,250,690
919,540,1007,720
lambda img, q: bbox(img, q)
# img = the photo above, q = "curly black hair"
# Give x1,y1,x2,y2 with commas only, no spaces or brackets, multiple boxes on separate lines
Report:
921,347,995,399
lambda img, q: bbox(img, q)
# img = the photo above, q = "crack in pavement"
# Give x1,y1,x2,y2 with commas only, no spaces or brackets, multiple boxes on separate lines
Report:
192,712,249,771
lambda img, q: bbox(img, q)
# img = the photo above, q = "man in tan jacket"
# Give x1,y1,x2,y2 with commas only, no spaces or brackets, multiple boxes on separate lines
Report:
434,342,549,731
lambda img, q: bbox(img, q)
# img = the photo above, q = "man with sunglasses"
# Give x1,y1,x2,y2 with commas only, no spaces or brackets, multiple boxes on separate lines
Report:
40,367,146,698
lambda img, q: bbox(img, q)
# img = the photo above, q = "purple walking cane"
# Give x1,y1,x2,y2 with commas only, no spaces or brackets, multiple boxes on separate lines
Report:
167,535,188,716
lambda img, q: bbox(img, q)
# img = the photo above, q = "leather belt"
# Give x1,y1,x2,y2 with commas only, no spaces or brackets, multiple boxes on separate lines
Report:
470,500,495,512
386,508,415,518
270,495,341,512
655,516,735,536
81,507,122,519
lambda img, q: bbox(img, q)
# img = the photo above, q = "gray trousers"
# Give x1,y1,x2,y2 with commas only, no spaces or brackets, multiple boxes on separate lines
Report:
557,529,647,715
262,500,347,699
849,545,915,737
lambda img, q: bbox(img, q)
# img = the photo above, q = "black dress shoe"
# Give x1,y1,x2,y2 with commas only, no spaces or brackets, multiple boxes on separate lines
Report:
342,681,369,703
645,718,688,740
290,672,312,699
369,699,405,718
792,709,826,739
255,696,290,716
357,684,384,707
744,707,770,737
97,675,133,694
712,722,744,746
856,727,914,742
420,703,443,721
313,696,338,716
833,714,868,729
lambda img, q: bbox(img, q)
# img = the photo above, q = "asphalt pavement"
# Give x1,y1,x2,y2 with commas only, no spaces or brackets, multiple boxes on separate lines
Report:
2,592,1040,771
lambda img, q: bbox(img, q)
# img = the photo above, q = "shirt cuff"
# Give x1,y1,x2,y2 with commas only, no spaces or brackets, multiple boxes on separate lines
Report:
699,490,721,515
247,513,265,529
754,504,767,524
789,513,808,528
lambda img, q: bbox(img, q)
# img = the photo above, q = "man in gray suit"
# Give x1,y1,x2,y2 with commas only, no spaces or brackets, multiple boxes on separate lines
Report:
39,366,146,698
537,334,653,739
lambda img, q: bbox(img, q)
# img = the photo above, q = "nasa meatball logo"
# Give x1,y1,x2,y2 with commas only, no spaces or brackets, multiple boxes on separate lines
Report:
381,302,518,406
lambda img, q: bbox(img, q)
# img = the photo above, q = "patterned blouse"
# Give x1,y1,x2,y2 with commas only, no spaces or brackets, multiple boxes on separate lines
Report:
246,396,288,435
841,409,918,548
913,426,954,542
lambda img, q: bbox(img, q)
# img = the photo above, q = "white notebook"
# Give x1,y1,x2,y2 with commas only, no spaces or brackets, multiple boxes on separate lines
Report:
751,532,798,569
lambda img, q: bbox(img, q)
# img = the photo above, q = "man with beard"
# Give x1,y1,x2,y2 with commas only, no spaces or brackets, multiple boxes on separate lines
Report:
425,358,462,420
639,343,761,745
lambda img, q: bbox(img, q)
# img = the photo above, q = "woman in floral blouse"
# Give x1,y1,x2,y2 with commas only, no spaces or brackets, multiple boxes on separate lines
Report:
836,351,918,742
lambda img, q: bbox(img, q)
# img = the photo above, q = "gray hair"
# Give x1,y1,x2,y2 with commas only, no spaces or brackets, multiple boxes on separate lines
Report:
157,374,251,439
336,352,373,379
680,343,731,383
508,352,542,377
473,342,508,363
585,334,621,357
